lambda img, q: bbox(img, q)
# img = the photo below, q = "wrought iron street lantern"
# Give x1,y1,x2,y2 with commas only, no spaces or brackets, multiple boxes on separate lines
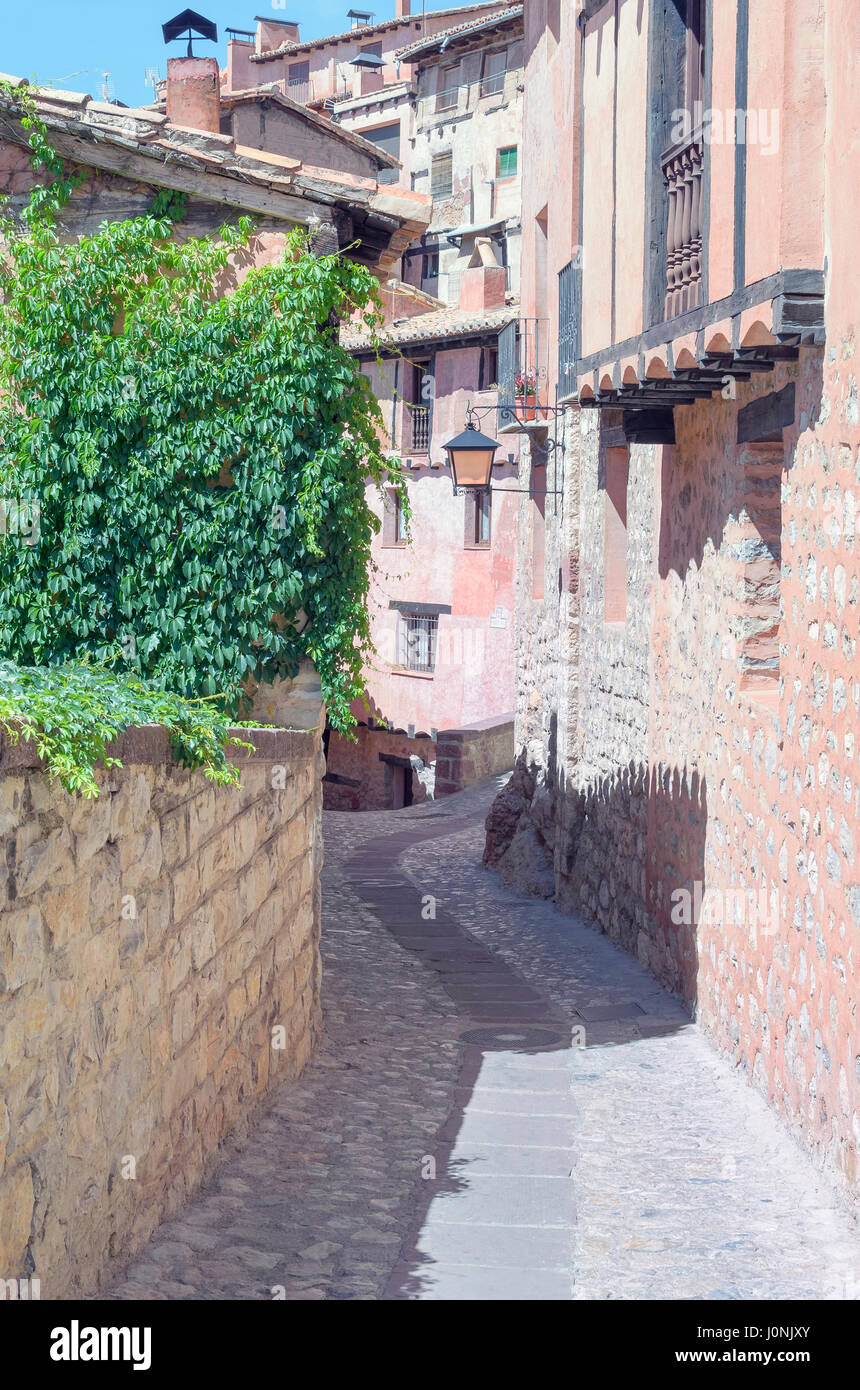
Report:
443,419,500,495
443,404,564,497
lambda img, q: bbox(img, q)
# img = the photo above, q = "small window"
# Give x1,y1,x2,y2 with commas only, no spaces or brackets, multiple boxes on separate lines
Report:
394,490,409,544
480,345,499,389
431,152,453,198
398,611,438,672
288,61,309,84
497,146,518,179
474,490,491,546
361,40,383,57
384,487,408,547
422,249,439,281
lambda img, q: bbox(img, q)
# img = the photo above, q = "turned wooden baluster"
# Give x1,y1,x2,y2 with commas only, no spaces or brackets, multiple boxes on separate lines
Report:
677,148,694,311
664,158,681,319
688,143,703,310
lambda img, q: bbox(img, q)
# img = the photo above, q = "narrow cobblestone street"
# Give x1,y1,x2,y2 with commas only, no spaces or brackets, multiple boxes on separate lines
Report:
103,778,860,1301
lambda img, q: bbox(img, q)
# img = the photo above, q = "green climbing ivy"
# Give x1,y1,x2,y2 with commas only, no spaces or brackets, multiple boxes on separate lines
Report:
0,80,402,740
0,657,252,798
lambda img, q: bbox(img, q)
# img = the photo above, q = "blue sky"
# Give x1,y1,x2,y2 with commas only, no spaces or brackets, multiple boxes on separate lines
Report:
4,0,467,108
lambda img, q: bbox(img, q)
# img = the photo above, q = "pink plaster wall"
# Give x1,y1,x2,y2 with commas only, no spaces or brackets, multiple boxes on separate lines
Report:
358,344,518,735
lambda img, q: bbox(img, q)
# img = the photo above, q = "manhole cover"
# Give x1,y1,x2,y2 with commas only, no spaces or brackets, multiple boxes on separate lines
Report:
459,1026,565,1051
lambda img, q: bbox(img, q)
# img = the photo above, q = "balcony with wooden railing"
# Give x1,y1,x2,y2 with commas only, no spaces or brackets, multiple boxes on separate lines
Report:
662,129,705,319
409,405,430,453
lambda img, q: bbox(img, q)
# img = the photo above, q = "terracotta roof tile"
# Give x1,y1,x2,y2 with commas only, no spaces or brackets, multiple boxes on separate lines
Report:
395,4,523,59
251,3,509,61
342,301,517,351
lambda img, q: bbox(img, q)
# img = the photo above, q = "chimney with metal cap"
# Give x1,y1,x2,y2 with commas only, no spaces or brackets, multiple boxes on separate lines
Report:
162,10,221,133
165,56,221,132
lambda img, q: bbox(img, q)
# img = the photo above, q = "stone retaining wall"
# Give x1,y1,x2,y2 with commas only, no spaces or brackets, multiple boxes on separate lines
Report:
0,720,324,1297
435,714,514,797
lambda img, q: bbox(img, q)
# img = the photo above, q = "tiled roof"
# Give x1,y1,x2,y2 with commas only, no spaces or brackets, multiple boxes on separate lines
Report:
396,5,523,59
251,3,509,61
0,76,430,272
342,301,517,352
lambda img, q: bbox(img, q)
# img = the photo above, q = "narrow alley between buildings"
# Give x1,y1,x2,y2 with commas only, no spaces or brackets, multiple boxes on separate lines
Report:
103,777,860,1302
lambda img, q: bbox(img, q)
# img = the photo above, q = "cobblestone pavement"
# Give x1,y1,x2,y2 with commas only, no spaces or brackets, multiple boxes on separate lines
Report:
102,776,860,1300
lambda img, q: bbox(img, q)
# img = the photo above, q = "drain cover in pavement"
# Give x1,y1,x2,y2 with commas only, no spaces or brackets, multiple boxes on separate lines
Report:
459,1026,566,1051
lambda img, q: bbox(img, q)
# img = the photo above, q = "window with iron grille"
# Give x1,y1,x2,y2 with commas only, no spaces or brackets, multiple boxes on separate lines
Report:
431,152,453,198
496,146,517,179
398,611,438,672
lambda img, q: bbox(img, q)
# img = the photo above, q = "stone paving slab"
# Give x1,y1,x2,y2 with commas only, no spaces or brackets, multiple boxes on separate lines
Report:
100,776,860,1301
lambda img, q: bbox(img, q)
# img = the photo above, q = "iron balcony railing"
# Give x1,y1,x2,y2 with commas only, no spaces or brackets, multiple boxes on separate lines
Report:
497,318,550,427
420,70,516,121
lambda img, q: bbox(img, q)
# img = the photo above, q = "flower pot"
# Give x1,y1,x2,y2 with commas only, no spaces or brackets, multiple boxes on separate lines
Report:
515,394,537,422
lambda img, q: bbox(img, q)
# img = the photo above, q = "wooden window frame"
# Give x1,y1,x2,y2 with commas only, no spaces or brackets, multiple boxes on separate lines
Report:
464,488,492,549
496,145,518,180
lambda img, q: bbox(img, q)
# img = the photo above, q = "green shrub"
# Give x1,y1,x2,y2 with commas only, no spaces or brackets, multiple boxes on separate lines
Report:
0,658,253,797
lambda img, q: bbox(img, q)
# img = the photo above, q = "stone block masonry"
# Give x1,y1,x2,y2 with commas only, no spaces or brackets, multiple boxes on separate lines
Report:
0,719,324,1297
434,715,514,798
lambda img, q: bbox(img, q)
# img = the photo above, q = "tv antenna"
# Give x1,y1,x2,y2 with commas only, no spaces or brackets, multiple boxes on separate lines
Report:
161,9,218,59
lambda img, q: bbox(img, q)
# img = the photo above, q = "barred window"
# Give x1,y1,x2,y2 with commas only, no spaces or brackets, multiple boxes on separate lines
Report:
398,611,438,672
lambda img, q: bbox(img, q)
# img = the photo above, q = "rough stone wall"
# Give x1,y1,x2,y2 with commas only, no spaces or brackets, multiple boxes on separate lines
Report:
434,714,514,797
0,722,323,1297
